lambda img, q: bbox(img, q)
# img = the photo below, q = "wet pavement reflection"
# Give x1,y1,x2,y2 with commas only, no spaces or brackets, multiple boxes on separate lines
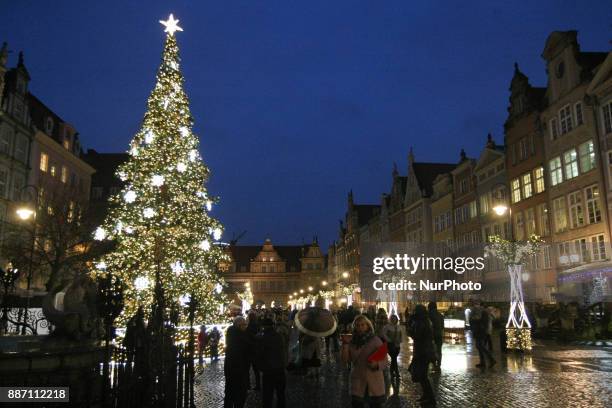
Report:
195,330,612,407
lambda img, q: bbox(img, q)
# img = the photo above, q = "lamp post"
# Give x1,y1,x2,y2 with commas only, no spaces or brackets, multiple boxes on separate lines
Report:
15,184,39,335
0,264,20,334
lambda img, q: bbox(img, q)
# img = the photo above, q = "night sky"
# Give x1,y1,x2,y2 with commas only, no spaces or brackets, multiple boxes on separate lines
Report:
1,1,610,247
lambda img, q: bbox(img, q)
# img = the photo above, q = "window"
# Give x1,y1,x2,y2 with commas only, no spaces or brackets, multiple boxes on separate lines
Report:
15,135,27,163
0,166,7,198
563,149,578,180
92,187,103,199
459,179,468,194
575,238,589,263
50,165,56,177
445,211,452,228
549,157,563,186
543,246,552,268
534,167,545,193
603,101,612,134
585,185,601,224
0,127,10,154
526,208,536,236
454,208,462,225
608,151,612,190
40,152,49,172
538,203,550,236
479,194,490,215
559,105,573,134
522,173,533,199
67,201,75,223
519,138,528,160
575,102,584,126
63,137,70,150
550,118,559,140
12,173,25,201
553,197,567,232
568,191,584,228
511,178,521,203
591,235,607,261
61,166,68,184
515,212,525,241
578,140,595,173
45,117,54,135
469,201,477,218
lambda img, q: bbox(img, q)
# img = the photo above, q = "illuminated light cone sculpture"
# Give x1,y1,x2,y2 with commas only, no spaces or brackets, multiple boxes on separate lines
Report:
486,235,542,351
92,14,227,324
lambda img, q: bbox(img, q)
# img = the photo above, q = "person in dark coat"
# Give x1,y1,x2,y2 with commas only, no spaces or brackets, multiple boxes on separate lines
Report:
428,302,444,371
408,305,436,405
247,312,262,390
469,301,496,368
224,316,250,408
209,326,221,361
256,318,287,408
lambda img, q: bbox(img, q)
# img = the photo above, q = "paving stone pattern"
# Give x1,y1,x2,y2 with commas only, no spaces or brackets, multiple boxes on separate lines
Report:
194,337,612,408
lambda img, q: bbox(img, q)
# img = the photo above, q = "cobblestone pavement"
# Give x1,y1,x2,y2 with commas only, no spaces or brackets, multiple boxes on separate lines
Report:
195,335,612,408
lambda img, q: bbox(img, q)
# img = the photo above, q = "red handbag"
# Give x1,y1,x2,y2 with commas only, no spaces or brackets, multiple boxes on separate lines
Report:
367,341,388,363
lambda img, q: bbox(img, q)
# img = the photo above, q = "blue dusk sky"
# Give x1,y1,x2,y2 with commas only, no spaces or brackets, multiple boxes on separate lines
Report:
1,1,610,247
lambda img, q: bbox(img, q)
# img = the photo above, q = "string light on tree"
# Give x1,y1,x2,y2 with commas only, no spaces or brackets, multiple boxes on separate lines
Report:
124,190,137,203
94,227,107,241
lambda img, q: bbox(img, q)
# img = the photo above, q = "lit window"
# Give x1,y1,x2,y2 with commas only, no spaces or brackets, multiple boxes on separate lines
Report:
522,173,533,199
549,157,563,186
559,105,573,135
534,167,545,193
563,149,578,180
553,197,567,232
514,212,525,241
50,165,56,177
578,140,595,173
568,191,584,229
538,203,550,236
590,235,607,261
61,166,68,183
511,178,521,203
526,208,536,236
40,153,49,172
585,185,601,224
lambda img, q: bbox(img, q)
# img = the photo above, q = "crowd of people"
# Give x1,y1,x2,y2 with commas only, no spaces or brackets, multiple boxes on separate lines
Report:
209,300,501,408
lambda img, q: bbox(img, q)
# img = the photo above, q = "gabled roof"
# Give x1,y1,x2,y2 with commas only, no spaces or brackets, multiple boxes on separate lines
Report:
354,204,381,226
227,244,316,273
27,93,65,143
412,162,457,197
578,52,608,74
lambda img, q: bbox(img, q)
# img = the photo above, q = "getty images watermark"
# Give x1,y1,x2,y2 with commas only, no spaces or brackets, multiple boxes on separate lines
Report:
357,242,514,303
371,253,485,291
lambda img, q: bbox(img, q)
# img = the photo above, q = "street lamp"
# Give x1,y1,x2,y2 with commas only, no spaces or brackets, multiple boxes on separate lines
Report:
15,185,39,335
308,286,313,292
342,272,349,279
321,280,327,286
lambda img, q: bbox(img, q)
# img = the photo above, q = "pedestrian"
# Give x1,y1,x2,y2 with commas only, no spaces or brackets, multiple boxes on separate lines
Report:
366,305,376,323
256,318,287,408
208,326,220,362
341,315,386,408
408,305,436,405
224,316,250,408
247,312,262,390
427,302,444,371
383,314,402,379
375,308,388,336
484,305,494,352
469,301,496,368
300,332,322,379
197,325,209,365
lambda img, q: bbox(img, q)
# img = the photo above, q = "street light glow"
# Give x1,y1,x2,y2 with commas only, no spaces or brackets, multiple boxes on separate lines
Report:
16,207,35,220
322,280,327,286
493,205,509,216
342,272,349,278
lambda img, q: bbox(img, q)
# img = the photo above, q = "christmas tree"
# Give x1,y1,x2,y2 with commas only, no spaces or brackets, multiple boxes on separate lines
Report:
93,14,226,323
